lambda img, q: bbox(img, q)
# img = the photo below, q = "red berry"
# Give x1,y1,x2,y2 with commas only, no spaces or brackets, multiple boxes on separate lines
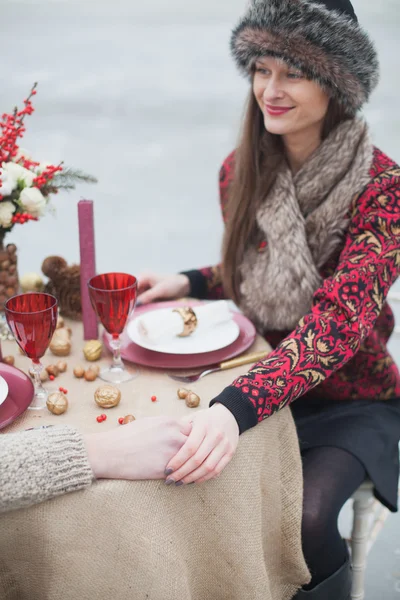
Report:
58,387,63,392
118,417,124,425
49,375,55,381
96,416,103,423
100,414,107,421
63,388,68,394
151,395,157,402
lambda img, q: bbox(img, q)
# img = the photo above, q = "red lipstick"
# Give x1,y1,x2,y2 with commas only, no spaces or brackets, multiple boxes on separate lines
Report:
265,104,294,116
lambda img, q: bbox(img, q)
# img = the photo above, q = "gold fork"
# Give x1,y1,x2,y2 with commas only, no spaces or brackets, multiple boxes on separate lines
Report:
167,350,269,383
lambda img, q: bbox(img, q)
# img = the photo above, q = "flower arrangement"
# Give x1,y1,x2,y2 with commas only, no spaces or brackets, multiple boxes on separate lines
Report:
0,82,96,236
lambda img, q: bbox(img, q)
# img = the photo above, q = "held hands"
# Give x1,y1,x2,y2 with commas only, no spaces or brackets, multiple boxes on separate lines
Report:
137,272,190,305
84,416,192,481
164,404,239,485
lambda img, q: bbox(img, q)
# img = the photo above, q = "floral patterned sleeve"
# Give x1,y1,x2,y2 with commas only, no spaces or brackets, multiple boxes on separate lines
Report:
210,173,400,434
180,153,235,300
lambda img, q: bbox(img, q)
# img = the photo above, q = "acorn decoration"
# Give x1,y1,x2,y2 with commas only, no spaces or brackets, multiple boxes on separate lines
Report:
3,355,15,366
83,340,103,362
84,368,98,382
46,365,60,378
29,367,49,382
46,391,68,415
94,385,121,408
122,414,136,424
176,388,200,408
185,392,200,408
50,327,72,357
56,360,68,373
73,365,85,378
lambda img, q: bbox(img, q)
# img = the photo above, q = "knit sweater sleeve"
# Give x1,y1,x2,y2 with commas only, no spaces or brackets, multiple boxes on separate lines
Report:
210,173,400,434
0,426,94,513
180,152,235,300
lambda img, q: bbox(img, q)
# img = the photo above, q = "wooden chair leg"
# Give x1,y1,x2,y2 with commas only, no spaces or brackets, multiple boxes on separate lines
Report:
350,491,375,600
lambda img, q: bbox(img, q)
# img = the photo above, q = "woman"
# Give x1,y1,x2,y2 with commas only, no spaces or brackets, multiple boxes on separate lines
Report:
0,417,191,513
138,0,400,598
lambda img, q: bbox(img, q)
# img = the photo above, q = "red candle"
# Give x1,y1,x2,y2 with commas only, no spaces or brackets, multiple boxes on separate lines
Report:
78,200,98,340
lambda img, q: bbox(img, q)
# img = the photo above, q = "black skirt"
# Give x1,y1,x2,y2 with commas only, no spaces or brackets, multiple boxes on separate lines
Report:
290,396,400,512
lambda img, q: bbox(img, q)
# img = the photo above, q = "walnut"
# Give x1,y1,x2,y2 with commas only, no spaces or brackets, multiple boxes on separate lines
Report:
83,340,103,361
46,392,68,415
20,272,44,293
94,385,121,408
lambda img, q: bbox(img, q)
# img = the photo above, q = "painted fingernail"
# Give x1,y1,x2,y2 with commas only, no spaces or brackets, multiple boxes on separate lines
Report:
164,468,174,476
175,481,184,487
165,479,175,486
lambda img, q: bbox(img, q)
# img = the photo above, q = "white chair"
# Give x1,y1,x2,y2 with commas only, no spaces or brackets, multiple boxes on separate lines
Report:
346,292,400,599
346,481,392,600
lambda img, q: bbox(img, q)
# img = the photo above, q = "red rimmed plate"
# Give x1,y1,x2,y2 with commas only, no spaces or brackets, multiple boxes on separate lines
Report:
0,363,35,430
103,300,257,370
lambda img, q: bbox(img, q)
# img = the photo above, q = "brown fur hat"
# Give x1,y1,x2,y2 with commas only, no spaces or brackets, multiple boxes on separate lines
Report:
231,0,379,115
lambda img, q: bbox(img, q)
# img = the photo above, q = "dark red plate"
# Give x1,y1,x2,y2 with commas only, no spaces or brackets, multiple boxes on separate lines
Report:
0,363,35,430
103,300,257,370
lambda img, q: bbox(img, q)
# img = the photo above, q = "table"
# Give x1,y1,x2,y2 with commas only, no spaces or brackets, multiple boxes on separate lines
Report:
0,320,310,600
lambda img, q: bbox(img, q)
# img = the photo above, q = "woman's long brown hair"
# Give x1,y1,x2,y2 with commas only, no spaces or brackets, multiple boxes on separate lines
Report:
221,89,350,305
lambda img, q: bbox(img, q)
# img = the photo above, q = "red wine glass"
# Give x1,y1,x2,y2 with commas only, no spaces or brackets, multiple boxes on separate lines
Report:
5,293,58,409
88,273,137,383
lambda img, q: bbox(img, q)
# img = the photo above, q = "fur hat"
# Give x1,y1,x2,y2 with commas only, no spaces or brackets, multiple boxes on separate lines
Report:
231,0,379,115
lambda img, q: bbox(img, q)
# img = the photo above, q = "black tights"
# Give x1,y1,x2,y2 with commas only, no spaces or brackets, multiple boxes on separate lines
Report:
301,446,367,589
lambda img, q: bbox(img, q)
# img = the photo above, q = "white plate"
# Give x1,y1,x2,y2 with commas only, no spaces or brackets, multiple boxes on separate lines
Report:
0,375,9,406
127,308,240,354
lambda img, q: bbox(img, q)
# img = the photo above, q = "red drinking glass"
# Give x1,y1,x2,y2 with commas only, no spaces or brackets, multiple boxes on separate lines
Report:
88,273,137,383
5,293,58,409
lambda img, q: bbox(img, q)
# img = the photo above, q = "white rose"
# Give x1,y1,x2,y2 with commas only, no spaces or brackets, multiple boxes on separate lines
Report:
19,187,46,217
0,168,17,197
3,161,35,187
0,201,16,228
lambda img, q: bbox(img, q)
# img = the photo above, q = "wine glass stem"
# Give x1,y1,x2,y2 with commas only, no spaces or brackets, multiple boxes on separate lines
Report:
32,361,46,396
110,337,124,370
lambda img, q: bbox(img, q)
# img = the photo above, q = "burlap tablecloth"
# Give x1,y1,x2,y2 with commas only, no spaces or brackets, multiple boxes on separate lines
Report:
0,320,310,600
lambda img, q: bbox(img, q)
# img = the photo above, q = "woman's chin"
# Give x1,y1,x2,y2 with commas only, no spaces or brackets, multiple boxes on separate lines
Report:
263,116,295,136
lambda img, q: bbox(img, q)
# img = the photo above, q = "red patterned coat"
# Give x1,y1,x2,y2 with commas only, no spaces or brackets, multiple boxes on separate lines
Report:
184,149,400,434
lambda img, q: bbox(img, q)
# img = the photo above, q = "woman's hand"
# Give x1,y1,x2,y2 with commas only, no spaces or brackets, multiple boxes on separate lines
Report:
164,404,239,485
137,272,190,304
84,416,192,481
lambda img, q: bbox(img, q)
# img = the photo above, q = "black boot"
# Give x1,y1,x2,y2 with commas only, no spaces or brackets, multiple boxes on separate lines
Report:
293,554,352,599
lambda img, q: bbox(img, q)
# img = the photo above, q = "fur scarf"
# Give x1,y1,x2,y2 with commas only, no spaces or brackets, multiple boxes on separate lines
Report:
239,118,373,331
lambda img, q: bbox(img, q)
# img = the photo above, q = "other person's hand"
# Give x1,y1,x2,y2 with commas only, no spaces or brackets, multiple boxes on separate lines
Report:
84,416,192,480
137,272,190,304
164,404,239,485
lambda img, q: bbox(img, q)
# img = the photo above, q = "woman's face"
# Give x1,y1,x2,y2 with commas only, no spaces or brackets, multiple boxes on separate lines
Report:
253,56,330,138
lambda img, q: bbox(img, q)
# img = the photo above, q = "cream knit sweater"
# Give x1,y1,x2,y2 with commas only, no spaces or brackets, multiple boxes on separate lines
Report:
0,426,94,513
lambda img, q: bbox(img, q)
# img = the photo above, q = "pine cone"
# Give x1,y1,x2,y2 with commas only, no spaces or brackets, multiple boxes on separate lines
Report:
42,255,82,320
